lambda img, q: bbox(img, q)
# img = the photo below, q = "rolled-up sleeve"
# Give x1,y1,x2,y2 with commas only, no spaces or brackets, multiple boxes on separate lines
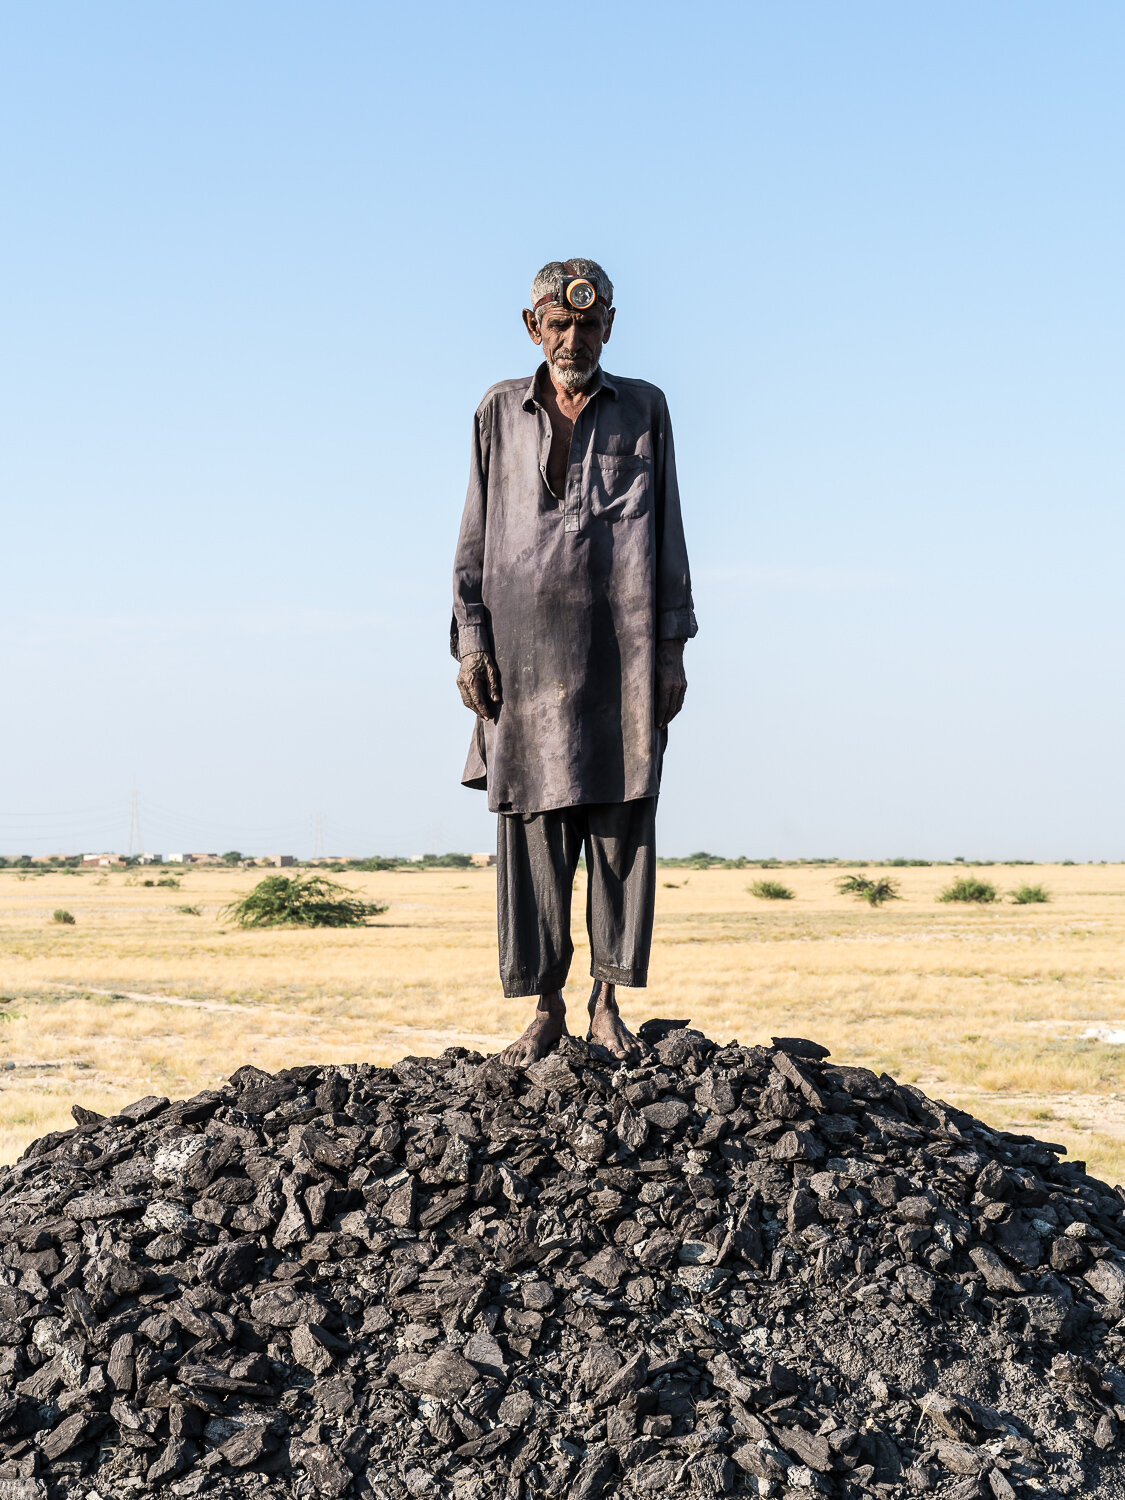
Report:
653,398,698,642
451,404,494,659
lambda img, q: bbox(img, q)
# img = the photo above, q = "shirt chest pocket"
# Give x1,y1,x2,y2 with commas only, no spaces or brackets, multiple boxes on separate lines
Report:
589,453,651,522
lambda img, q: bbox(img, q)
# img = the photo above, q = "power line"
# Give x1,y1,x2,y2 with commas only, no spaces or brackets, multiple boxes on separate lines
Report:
0,805,127,819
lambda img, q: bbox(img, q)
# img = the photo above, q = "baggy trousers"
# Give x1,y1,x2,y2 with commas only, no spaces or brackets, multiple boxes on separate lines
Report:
496,798,656,999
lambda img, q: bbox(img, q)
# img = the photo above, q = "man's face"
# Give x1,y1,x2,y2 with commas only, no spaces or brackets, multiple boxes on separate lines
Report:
522,303,615,392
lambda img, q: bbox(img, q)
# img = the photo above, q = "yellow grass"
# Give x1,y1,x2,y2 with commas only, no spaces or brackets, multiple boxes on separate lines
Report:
2,863,1124,1182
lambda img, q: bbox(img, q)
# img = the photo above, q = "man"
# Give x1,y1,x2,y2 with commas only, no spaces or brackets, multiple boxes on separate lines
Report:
451,258,696,1065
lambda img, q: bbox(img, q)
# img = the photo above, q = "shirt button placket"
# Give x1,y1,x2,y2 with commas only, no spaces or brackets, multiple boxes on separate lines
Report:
564,475,580,532
564,418,581,533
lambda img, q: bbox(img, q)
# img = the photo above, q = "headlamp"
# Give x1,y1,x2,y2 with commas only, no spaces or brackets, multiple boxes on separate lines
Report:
564,277,597,310
533,276,602,315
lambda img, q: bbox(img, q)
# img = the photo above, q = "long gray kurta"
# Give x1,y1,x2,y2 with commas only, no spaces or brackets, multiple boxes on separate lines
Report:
451,364,697,815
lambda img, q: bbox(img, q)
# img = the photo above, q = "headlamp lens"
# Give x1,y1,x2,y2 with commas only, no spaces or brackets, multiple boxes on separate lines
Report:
565,278,597,310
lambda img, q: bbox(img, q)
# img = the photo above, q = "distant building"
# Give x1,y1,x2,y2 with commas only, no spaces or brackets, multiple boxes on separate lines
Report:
470,853,496,868
82,853,126,867
166,854,188,865
264,855,295,867
136,853,163,865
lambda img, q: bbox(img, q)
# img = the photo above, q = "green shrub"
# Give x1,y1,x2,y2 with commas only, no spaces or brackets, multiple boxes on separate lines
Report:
750,879,794,901
836,874,901,906
938,877,998,904
52,909,76,925
174,904,202,916
1010,883,1050,905
156,876,180,889
222,874,387,929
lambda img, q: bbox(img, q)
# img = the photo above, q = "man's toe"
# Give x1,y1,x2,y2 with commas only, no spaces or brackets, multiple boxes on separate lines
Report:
620,1031,645,1063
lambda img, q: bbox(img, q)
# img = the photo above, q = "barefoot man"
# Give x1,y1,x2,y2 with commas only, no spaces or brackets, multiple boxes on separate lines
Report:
451,258,697,1065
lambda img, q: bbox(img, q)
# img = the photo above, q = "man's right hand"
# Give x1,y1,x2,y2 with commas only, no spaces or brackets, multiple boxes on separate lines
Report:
457,650,503,721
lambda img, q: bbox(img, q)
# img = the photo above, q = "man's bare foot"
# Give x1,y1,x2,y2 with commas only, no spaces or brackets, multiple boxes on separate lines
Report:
586,981,644,1064
498,993,568,1067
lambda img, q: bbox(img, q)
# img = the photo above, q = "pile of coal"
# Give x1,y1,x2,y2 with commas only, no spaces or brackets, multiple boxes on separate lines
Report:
2,1026,1125,1500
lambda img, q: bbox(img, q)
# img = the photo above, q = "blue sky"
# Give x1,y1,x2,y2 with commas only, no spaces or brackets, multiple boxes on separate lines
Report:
2,2,1121,859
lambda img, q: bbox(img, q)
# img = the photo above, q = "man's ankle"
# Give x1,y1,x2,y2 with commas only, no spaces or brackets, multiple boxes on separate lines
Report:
589,981,617,1014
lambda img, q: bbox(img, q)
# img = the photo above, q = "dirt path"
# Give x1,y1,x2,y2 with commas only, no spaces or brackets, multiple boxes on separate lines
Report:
57,983,271,1015
50,985,512,1056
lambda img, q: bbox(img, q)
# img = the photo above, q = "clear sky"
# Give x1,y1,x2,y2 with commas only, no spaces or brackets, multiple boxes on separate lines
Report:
2,3,1122,860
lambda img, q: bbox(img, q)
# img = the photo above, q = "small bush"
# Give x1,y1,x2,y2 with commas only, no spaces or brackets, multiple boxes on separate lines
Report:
1011,883,1050,905
836,874,901,907
157,876,180,889
52,909,76,925
750,879,794,901
222,874,387,929
938,877,998,904
174,904,202,916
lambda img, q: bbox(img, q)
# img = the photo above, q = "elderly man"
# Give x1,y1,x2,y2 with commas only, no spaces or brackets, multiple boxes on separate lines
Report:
451,258,697,1065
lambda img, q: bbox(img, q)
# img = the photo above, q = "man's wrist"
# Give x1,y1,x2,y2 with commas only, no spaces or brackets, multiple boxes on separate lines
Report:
456,623,493,659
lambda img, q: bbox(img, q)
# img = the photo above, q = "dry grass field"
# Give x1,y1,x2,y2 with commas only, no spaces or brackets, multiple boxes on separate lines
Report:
2,863,1124,1182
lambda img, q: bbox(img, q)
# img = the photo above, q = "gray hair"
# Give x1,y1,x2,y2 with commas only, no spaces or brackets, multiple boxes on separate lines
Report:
529,258,614,323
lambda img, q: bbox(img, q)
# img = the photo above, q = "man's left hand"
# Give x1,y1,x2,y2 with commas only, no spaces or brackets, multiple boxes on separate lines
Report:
655,639,687,728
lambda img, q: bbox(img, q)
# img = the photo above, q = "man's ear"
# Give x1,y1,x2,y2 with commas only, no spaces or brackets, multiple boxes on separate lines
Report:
601,307,615,344
522,308,544,345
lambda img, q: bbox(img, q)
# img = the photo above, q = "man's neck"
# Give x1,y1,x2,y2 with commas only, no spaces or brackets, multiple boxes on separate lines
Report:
541,363,599,423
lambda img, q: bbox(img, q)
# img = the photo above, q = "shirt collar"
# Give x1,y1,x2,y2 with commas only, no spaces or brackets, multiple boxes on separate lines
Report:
522,362,618,412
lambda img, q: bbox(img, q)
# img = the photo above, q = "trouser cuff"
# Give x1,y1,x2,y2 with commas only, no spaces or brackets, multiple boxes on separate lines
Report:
501,967,571,999
591,961,648,988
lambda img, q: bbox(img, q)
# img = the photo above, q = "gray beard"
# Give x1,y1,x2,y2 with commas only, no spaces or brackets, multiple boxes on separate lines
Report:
548,356,599,392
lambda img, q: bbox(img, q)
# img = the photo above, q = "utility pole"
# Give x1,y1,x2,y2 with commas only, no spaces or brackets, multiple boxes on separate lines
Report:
127,781,143,856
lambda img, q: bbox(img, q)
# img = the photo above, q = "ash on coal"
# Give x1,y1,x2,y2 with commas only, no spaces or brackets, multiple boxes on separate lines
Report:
2,1025,1125,1500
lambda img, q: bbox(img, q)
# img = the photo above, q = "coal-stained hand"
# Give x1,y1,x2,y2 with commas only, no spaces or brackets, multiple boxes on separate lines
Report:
655,639,687,728
457,650,503,721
